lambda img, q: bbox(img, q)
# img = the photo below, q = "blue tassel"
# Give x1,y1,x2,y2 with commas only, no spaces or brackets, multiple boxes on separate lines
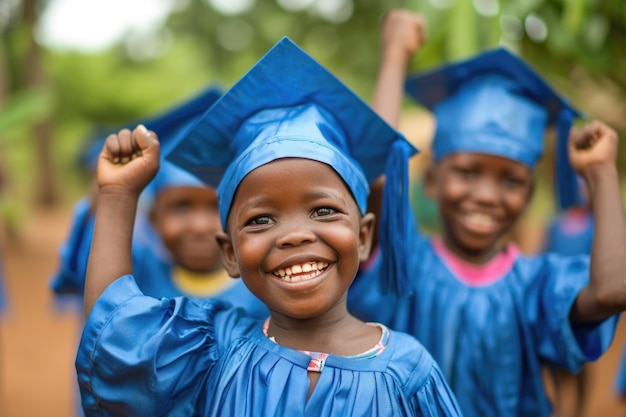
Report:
380,140,414,295
555,108,582,209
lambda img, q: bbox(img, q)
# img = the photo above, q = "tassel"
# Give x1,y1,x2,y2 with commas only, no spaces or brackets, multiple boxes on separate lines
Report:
380,140,415,295
555,108,582,210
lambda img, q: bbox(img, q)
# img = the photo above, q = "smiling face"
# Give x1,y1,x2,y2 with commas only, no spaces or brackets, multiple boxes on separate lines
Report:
217,158,374,321
150,186,223,273
425,152,533,263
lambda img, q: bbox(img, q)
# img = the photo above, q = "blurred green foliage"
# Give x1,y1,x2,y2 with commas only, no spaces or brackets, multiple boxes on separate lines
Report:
0,0,624,221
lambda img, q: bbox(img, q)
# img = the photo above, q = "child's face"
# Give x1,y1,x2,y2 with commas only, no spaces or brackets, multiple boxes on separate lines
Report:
150,186,223,273
425,152,533,261
218,158,374,320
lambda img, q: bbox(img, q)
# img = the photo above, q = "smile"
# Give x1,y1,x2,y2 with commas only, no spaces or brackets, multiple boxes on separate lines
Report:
273,261,329,283
465,212,496,227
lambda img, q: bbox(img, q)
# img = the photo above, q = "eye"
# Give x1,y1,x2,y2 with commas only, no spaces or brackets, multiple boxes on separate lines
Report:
248,215,272,225
168,200,191,213
311,207,336,218
453,166,476,179
502,176,527,189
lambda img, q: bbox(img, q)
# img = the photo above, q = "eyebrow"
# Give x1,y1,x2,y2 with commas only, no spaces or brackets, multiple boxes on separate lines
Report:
238,188,350,212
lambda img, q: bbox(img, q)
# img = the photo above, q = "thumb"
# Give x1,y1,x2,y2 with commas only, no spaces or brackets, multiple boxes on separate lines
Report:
133,124,160,160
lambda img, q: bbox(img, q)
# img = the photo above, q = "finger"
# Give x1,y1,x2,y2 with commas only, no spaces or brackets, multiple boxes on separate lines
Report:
103,132,123,164
133,124,160,160
115,127,135,164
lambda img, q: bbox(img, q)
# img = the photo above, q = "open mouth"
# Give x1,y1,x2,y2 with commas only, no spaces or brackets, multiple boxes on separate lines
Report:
463,211,497,232
273,261,329,283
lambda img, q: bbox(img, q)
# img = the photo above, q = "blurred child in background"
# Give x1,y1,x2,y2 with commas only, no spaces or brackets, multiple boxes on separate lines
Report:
50,86,266,317
76,37,462,416
349,10,625,417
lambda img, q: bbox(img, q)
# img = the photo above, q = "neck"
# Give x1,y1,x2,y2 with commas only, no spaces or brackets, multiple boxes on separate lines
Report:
266,305,376,356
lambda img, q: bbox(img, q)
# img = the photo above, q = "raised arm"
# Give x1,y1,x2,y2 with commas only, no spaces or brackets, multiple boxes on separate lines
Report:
368,10,427,247
84,125,160,319
569,120,626,322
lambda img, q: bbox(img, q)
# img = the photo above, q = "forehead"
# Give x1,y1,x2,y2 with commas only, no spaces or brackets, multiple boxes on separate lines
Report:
237,157,351,194
227,158,358,215
439,152,532,175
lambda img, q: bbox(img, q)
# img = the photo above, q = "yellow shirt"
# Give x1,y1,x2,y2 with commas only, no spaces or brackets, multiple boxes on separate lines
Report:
171,267,235,298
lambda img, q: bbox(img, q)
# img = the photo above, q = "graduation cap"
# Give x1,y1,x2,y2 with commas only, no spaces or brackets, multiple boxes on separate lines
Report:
167,36,418,294
405,47,584,209
139,85,224,195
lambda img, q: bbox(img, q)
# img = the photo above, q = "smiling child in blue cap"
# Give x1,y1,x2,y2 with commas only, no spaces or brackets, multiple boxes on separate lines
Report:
348,10,626,417
76,37,463,417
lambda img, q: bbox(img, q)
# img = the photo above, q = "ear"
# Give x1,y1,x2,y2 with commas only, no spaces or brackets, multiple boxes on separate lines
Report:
215,231,241,278
523,178,536,212
148,206,158,228
423,165,437,200
358,212,376,262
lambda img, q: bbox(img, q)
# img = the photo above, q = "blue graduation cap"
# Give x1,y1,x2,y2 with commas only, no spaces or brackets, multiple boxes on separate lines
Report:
167,36,418,294
144,85,223,196
405,47,584,209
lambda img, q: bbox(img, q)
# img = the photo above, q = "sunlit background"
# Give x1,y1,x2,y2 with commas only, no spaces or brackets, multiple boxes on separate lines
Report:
1,1,625,416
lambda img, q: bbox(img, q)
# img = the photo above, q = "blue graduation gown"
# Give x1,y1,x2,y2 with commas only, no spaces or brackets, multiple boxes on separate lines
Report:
77,275,463,417
50,198,268,319
348,233,618,417
544,210,593,256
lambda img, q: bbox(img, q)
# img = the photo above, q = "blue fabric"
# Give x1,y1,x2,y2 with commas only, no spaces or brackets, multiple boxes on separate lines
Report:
348,230,618,417
50,200,268,320
77,275,463,417
404,48,583,209
50,198,94,295
544,212,593,256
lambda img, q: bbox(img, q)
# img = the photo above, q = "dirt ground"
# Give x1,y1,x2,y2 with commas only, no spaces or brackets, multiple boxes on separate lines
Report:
0,205,625,416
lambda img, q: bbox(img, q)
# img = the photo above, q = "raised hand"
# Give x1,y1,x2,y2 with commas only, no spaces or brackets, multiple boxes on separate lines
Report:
98,124,161,197
380,10,428,62
569,120,619,178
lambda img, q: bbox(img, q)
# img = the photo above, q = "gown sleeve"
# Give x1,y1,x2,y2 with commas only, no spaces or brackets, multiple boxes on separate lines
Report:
388,331,463,416
76,275,228,416
410,364,464,416
527,253,619,371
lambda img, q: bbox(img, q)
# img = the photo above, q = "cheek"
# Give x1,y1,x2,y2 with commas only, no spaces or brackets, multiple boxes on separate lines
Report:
154,215,186,241
440,180,467,203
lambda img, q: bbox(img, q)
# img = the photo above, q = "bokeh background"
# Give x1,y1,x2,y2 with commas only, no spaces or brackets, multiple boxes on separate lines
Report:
0,0,625,416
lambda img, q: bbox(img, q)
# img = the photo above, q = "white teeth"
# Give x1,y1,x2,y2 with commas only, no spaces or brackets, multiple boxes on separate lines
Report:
273,261,329,282
467,212,495,227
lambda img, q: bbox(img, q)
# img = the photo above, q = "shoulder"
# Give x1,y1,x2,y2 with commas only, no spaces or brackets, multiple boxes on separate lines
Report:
384,329,438,386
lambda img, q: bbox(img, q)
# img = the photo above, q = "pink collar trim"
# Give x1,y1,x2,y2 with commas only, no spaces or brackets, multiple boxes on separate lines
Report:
431,237,519,287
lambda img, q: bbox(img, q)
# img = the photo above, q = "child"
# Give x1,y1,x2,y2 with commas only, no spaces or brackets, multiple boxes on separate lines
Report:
50,86,267,318
349,10,625,417
76,37,463,416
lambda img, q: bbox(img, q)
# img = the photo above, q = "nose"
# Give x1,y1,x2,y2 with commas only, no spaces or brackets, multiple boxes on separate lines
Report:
188,210,219,234
275,219,316,248
472,177,499,205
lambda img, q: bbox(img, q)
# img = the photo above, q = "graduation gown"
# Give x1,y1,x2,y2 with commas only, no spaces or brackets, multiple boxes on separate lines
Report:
348,233,618,417
76,275,463,417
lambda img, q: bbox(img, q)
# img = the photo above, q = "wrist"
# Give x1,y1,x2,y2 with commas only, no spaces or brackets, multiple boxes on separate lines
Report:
582,163,618,186
381,46,414,66
97,185,142,206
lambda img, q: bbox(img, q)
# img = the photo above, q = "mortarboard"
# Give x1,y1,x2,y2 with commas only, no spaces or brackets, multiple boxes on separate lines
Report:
405,48,584,209
139,85,223,195
167,36,419,294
